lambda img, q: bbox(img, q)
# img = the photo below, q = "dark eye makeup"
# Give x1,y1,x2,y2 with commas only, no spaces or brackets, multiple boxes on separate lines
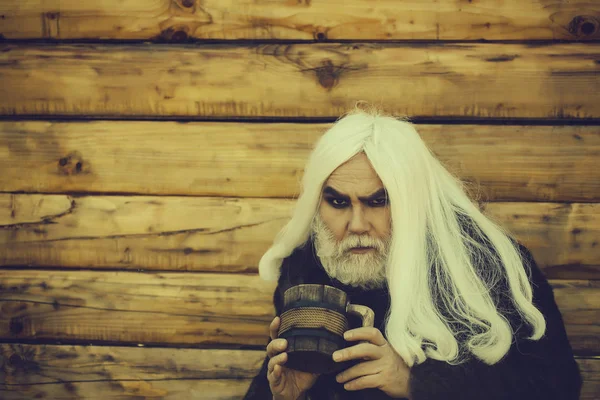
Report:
326,198,348,208
322,186,388,209
325,196,387,209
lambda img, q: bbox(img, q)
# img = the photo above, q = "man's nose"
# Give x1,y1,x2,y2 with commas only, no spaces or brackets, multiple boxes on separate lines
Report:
348,206,369,234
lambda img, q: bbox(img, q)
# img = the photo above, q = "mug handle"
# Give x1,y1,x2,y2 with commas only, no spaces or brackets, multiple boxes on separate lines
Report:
346,304,375,328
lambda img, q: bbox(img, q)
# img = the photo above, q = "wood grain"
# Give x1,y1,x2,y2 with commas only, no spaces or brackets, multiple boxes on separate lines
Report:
0,194,295,274
482,202,600,279
1,194,598,279
0,379,252,399
0,43,599,119
0,345,265,384
0,0,598,41
549,280,600,356
0,270,276,347
1,345,598,399
578,357,600,400
0,121,598,202
0,271,598,354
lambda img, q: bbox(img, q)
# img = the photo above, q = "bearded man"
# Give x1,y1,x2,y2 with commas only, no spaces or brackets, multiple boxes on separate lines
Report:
243,107,582,400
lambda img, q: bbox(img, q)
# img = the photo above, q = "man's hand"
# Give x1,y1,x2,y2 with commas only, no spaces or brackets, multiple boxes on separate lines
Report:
332,327,411,398
267,316,320,400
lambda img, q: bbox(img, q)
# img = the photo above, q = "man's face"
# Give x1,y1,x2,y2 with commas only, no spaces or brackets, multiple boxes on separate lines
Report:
311,152,392,289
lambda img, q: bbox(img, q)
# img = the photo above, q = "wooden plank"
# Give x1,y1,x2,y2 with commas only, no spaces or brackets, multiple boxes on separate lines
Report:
0,270,276,347
0,379,252,399
0,270,598,354
0,0,599,41
0,121,598,202
0,43,599,119
0,194,295,274
550,280,600,357
578,357,600,400
0,345,265,383
1,194,598,279
482,202,600,279
0,345,598,399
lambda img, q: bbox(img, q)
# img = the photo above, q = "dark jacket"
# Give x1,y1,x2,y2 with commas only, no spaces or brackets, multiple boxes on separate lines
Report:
243,239,582,400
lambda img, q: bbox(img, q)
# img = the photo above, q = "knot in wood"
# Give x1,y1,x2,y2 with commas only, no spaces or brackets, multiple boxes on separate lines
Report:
57,152,85,175
315,59,339,91
314,31,327,41
9,354,23,368
159,27,189,42
568,15,599,38
9,317,24,335
172,30,188,41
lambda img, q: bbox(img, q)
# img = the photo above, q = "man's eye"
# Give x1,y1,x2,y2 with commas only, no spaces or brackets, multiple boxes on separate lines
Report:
370,198,388,207
328,198,348,208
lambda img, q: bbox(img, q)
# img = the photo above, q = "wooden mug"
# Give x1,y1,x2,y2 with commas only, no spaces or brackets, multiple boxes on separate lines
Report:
277,284,375,374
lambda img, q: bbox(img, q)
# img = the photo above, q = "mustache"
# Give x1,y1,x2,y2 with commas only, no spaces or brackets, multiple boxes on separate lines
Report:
339,235,386,252
311,215,389,255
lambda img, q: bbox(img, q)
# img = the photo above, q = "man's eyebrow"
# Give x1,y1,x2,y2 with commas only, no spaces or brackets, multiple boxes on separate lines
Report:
322,186,387,202
323,186,349,199
361,188,387,201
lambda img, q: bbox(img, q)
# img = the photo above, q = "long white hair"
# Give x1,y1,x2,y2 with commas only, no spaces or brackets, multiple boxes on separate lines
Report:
258,105,546,367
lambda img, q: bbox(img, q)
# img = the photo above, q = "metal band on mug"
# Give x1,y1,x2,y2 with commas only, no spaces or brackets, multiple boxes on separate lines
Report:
278,328,348,349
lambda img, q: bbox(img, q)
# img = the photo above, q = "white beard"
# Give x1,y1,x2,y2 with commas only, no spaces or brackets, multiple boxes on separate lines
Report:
311,215,390,290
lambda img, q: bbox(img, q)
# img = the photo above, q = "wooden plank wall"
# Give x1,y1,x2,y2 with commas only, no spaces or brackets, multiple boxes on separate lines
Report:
0,1,599,398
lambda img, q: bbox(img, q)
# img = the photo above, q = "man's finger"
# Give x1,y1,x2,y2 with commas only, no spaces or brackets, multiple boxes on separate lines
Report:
343,327,387,346
268,352,288,374
343,373,381,391
266,338,288,358
335,360,380,384
269,316,280,340
267,364,282,388
333,342,383,363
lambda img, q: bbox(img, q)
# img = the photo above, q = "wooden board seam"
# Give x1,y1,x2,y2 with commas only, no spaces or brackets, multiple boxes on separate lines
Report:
1,115,600,125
